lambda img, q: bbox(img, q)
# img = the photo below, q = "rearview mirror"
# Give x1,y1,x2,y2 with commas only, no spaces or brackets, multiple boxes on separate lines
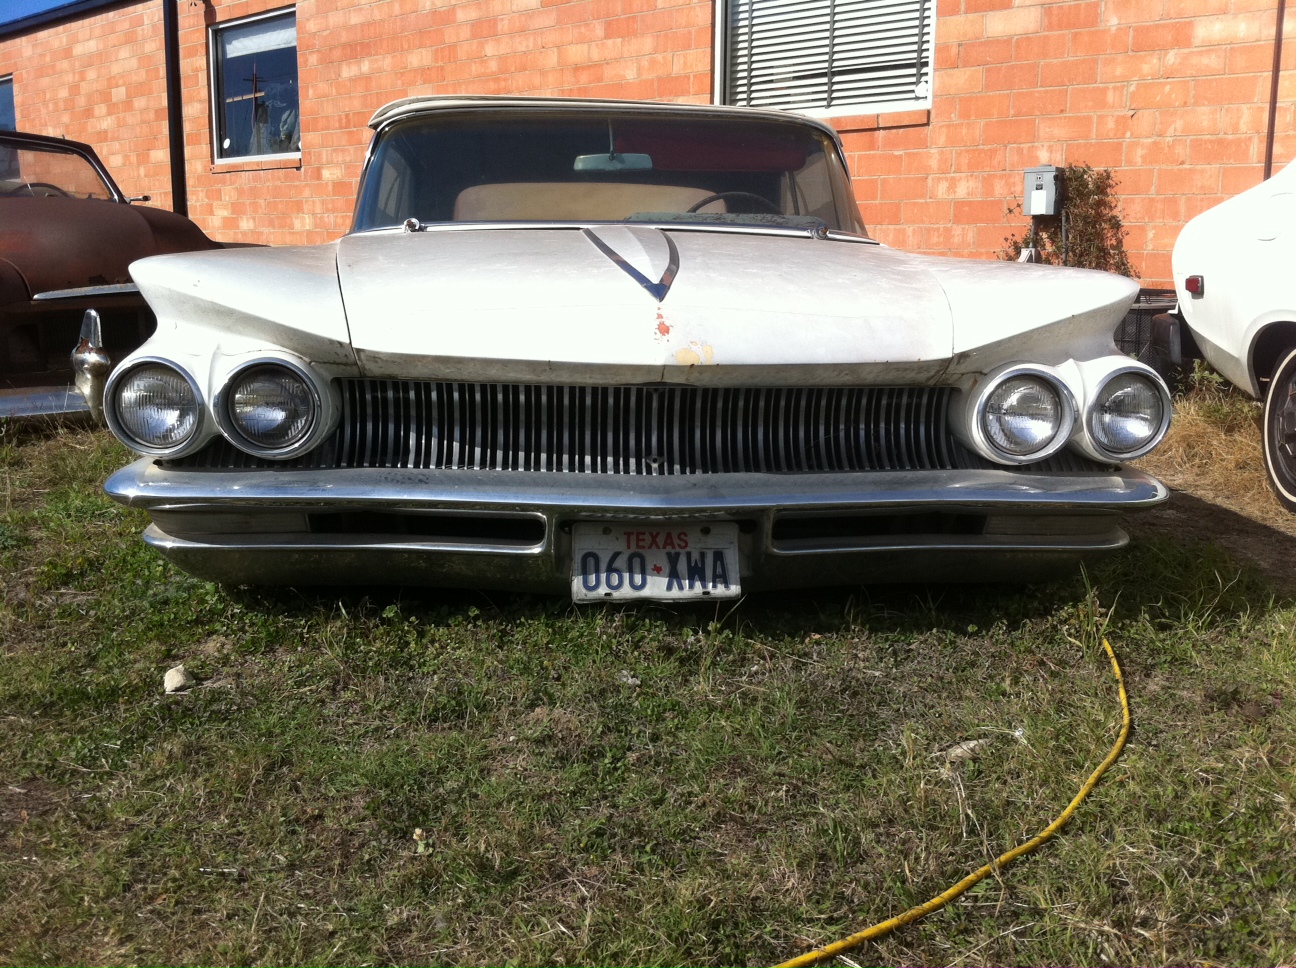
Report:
573,152,653,172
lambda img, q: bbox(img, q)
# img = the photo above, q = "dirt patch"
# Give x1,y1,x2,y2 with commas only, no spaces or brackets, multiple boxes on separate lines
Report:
0,778,64,840
1127,490,1296,595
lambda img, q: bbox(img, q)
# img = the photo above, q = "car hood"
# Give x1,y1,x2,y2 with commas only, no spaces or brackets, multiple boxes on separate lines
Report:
336,226,1137,384
0,196,217,299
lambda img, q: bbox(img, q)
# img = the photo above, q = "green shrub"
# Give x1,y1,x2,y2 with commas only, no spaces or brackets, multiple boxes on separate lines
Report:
1001,164,1136,277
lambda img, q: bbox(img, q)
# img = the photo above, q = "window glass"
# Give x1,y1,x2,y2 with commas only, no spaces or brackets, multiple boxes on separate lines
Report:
212,11,299,159
724,0,934,115
353,113,865,234
0,144,113,199
0,76,14,131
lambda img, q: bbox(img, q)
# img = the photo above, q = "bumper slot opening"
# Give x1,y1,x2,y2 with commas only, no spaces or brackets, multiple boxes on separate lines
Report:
772,512,987,550
307,510,546,547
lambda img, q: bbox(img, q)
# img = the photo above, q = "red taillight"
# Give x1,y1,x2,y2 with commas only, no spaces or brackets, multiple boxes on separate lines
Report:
1185,275,1205,296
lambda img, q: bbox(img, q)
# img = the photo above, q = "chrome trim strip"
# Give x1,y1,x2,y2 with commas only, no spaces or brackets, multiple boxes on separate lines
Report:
32,283,140,302
106,461,1169,514
352,220,862,242
823,230,879,245
0,386,90,418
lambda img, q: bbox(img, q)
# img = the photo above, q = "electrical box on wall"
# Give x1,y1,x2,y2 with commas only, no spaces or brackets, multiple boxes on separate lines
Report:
1024,165,1062,217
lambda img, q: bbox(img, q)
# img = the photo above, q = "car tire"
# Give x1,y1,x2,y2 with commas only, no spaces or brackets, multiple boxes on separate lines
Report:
1262,344,1296,511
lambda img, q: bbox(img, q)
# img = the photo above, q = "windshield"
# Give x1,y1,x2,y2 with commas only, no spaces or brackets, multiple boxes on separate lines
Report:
0,142,115,200
352,112,866,234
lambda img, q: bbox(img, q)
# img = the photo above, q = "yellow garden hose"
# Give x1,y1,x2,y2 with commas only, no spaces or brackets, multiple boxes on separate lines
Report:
776,637,1131,968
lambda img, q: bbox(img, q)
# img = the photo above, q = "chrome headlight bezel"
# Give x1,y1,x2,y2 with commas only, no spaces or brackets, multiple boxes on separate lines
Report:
214,358,325,459
970,364,1077,465
104,357,208,458
1084,365,1172,461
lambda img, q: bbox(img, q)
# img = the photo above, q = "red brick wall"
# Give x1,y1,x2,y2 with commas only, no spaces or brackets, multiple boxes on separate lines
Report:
1,0,715,245
180,0,714,243
835,0,1296,285
2,0,1292,284
0,2,173,205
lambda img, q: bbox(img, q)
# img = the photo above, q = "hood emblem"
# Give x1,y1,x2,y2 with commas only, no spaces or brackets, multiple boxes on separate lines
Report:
582,228,679,302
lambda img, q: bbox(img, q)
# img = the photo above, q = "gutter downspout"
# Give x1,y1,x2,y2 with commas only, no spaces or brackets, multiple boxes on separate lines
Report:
1265,0,1288,180
162,0,188,215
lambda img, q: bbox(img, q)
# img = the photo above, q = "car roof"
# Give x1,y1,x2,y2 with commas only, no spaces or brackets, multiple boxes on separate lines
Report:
0,129,99,156
367,95,843,143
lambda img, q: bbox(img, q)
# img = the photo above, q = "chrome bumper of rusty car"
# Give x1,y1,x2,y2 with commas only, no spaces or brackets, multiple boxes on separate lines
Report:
104,460,1168,591
3,290,143,419
0,385,91,419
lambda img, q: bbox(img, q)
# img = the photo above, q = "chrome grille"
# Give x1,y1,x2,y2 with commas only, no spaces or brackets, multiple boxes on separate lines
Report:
170,380,1108,474
339,381,961,473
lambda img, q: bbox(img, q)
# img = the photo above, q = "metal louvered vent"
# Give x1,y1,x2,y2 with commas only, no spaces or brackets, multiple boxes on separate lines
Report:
168,380,1110,475
726,0,934,114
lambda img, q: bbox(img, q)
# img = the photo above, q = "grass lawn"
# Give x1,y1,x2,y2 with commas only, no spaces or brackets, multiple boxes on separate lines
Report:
2,396,1295,966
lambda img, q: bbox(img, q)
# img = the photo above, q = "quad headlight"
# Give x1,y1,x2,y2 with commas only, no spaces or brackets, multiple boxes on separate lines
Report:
1086,369,1170,460
985,376,1064,457
107,361,202,454
974,367,1075,464
220,362,318,454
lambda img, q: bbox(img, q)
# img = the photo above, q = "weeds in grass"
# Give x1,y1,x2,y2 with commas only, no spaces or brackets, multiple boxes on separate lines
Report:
2,422,1296,965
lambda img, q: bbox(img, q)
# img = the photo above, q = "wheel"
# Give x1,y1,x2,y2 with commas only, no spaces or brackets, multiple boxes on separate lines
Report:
686,191,781,214
1261,344,1296,511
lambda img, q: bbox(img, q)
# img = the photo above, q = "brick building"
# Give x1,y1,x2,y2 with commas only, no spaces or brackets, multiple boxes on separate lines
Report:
1,0,1291,286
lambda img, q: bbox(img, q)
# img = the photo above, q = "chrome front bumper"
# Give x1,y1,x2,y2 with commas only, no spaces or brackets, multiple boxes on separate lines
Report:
0,385,91,419
105,460,1168,591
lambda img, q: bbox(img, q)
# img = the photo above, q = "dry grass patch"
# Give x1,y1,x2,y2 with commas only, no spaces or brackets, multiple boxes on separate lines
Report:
1137,376,1296,536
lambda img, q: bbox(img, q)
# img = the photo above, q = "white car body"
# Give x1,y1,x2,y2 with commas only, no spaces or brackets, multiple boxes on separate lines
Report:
1171,159,1296,510
96,97,1171,597
1172,160,1296,397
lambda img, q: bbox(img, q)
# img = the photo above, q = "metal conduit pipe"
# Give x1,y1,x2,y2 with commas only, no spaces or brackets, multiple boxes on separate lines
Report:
1265,0,1288,180
162,0,188,216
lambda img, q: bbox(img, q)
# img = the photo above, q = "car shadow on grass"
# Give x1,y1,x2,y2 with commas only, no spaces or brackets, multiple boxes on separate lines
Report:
1127,486,1296,596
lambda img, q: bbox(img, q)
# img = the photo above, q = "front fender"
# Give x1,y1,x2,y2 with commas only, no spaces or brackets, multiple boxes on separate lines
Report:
0,257,31,310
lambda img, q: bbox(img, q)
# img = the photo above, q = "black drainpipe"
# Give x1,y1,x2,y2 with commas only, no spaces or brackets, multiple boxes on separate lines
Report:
162,0,188,215
1264,0,1288,180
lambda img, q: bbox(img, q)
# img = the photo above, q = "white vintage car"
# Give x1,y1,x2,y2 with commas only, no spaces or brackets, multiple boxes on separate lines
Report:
89,97,1171,600
1168,160,1296,509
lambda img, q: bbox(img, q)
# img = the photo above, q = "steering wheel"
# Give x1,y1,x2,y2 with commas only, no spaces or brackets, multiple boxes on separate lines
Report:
686,191,781,214
30,182,72,198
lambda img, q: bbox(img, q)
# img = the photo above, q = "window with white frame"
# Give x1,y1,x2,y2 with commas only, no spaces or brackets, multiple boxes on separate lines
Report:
0,75,15,131
211,9,300,160
720,0,934,117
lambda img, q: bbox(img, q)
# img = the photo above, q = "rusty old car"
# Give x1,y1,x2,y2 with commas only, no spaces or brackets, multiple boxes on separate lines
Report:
91,96,1173,600
0,129,221,417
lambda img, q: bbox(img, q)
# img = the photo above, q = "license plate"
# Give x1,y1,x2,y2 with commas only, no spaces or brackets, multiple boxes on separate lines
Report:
570,522,742,602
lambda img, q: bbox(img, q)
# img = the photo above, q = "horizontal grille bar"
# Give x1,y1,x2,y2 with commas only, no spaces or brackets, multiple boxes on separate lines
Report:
170,380,1108,475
